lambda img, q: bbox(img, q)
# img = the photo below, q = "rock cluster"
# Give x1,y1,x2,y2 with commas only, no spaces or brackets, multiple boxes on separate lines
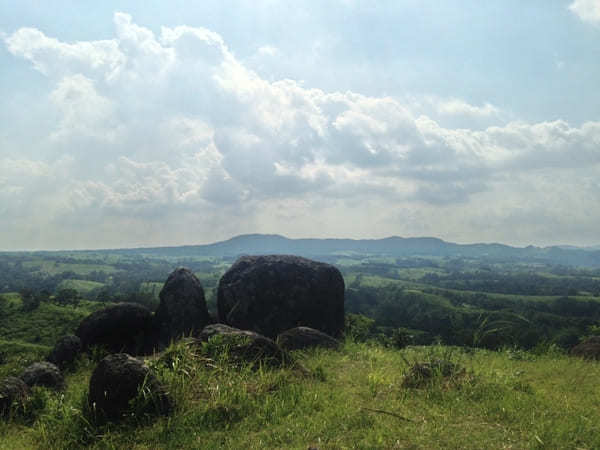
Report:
5,255,344,423
72,256,343,358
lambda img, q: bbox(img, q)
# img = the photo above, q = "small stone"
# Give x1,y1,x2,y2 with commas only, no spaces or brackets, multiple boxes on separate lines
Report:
277,327,341,351
21,361,64,390
0,377,30,418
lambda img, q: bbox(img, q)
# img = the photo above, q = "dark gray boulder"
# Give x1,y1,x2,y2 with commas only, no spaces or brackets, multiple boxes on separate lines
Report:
47,334,82,369
0,377,30,418
217,255,345,338
199,324,288,368
88,353,171,421
155,268,211,344
277,327,341,351
21,361,64,390
570,336,600,360
76,303,155,355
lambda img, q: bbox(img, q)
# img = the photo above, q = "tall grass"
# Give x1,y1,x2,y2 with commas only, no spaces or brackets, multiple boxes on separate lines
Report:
1,340,599,449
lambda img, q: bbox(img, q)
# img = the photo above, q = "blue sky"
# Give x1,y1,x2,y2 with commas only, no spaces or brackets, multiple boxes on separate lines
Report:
1,1,599,249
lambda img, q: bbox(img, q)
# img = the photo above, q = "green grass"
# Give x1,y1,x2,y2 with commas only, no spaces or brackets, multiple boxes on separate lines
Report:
0,297,111,347
0,339,50,379
347,274,403,288
0,293,22,308
333,257,364,267
57,279,105,294
1,341,599,449
396,267,447,280
347,272,600,306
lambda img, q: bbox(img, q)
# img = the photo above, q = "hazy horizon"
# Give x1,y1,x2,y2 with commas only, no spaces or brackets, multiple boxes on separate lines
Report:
2,231,599,253
2,1,600,250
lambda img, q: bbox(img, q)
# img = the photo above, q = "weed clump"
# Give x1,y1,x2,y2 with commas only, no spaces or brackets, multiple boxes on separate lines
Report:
401,358,465,388
400,346,468,388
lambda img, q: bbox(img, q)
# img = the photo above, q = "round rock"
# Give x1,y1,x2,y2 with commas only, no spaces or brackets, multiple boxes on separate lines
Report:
277,327,341,351
88,353,171,421
199,324,288,368
217,255,345,338
0,377,30,418
76,303,155,355
47,334,82,369
21,361,64,390
570,336,600,360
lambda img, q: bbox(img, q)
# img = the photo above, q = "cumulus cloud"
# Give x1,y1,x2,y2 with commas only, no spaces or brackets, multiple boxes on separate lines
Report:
5,27,124,80
434,98,499,118
2,12,600,248
49,74,117,141
569,0,600,26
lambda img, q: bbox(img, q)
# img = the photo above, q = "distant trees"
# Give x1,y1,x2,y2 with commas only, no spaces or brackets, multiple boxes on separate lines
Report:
54,288,80,306
421,270,600,297
19,288,39,311
345,313,375,342
344,280,600,350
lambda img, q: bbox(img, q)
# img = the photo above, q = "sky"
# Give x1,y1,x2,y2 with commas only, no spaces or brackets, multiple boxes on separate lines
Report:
1,0,599,250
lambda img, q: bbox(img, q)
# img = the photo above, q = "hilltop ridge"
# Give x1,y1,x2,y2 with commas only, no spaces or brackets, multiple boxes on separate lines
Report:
93,233,600,268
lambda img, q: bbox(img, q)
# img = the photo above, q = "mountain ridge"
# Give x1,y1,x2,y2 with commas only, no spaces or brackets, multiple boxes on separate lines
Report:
97,233,600,267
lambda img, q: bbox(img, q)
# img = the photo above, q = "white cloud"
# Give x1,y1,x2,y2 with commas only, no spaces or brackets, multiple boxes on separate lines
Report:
49,74,117,141
4,27,125,80
257,45,279,57
2,12,600,249
434,98,499,118
569,0,600,26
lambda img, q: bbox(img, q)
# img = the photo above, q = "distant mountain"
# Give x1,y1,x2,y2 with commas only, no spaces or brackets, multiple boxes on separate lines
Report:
109,234,600,267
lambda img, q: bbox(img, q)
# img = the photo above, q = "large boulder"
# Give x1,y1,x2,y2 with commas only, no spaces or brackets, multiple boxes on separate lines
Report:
199,324,288,368
47,334,82,369
570,336,600,360
76,303,155,355
0,377,30,418
217,255,345,338
277,327,341,351
155,268,211,344
21,362,64,390
88,353,171,421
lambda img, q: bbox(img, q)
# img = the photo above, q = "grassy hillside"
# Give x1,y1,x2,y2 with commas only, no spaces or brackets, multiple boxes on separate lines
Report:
0,294,109,347
22,259,120,276
2,244,600,447
0,341,599,449
0,291,598,448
